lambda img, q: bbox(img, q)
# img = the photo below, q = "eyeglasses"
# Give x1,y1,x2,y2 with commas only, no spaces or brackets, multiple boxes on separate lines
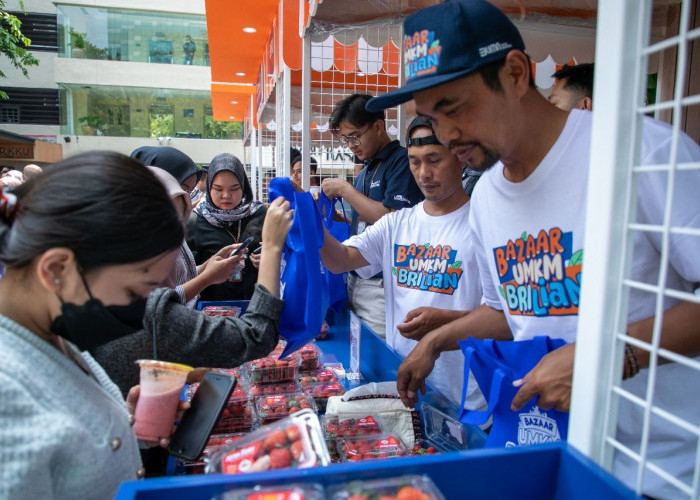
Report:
337,125,371,147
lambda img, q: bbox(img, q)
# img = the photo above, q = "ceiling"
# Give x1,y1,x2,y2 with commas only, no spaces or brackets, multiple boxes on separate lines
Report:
206,0,683,124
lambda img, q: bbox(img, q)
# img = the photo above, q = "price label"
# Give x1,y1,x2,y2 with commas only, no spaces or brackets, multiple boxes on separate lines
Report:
349,310,361,376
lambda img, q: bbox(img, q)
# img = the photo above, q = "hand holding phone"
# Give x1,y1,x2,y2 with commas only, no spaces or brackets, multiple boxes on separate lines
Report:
168,372,236,461
230,236,255,257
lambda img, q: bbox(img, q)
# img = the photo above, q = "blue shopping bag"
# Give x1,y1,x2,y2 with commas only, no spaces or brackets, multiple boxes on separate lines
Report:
268,178,329,358
318,191,350,313
458,336,569,448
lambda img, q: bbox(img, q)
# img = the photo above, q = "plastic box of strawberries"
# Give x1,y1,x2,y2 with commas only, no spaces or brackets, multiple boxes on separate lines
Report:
336,433,409,462
322,414,387,462
201,305,243,317
176,433,245,475
296,343,323,372
327,474,446,500
243,354,300,384
215,483,325,500
205,409,330,475
254,391,317,425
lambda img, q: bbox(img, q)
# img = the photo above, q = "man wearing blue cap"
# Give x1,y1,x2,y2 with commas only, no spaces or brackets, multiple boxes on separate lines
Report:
367,1,700,497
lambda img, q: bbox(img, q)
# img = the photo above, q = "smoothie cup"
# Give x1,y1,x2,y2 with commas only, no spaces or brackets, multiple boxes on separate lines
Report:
133,359,193,442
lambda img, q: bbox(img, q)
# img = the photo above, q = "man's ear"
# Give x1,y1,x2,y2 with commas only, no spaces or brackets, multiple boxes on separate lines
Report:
580,97,593,111
35,248,76,292
375,119,386,134
503,50,531,98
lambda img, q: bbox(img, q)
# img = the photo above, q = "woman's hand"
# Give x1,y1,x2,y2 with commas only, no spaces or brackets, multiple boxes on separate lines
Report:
261,197,293,254
126,385,191,448
199,251,245,285
249,249,261,269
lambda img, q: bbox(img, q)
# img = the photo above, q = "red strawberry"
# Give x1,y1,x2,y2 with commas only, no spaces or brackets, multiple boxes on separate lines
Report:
268,447,292,469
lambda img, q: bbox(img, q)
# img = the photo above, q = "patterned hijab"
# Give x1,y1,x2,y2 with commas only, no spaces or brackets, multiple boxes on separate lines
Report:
194,153,262,228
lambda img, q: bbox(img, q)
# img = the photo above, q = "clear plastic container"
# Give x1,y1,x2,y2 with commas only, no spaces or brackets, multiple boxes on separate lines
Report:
296,343,323,372
205,409,330,474
336,433,409,462
211,383,257,434
309,381,346,412
298,368,340,390
244,354,300,384
216,483,325,500
327,474,446,500
420,403,471,452
175,433,246,475
254,391,317,424
248,380,301,398
202,305,243,317
323,414,388,462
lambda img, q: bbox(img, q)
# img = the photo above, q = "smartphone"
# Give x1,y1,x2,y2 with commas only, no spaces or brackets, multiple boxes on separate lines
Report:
230,236,255,257
252,245,263,255
168,372,236,461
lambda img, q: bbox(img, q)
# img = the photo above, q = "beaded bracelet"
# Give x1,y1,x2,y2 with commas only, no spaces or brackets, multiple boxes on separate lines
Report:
623,344,640,380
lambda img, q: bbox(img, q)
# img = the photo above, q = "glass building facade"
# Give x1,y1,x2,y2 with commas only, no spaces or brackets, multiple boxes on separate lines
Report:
57,6,210,66
60,85,241,139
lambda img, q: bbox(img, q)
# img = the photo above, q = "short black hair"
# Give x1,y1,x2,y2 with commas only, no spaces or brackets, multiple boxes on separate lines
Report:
309,157,317,174
552,63,594,98
329,94,385,133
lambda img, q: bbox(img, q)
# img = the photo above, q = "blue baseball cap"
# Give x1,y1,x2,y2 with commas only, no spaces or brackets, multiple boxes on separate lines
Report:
366,0,524,112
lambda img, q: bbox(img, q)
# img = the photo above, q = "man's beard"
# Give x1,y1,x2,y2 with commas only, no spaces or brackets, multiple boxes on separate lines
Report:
450,141,499,172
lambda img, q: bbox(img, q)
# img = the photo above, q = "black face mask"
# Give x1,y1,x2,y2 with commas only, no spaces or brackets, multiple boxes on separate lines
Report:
50,274,147,351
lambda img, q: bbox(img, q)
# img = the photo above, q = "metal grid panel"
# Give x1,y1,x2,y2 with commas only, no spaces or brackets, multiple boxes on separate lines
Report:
571,1,700,498
306,21,402,187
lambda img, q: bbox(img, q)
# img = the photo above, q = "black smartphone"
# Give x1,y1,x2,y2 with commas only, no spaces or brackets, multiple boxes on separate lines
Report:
230,236,255,256
252,245,263,255
168,372,236,461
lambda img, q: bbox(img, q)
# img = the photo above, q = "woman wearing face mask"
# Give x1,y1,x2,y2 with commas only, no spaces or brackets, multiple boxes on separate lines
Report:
90,167,291,398
194,153,266,301
0,152,184,499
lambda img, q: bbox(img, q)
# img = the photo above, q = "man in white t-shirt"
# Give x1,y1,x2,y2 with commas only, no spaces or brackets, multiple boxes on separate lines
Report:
320,116,486,411
366,1,700,498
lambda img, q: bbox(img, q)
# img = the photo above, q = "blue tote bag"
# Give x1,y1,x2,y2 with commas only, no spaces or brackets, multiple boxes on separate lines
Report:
268,178,329,358
458,336,569,448
318,191,350,313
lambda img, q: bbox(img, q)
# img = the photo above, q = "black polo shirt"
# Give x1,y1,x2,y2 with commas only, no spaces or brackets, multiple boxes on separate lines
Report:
349,140,423,280
350,140,423,236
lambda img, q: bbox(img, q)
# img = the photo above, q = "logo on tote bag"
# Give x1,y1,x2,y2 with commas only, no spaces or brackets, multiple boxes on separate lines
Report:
506,406,562,447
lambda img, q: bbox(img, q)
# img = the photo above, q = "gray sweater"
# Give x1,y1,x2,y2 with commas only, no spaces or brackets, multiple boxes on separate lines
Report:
92,283,283,396
0,315,142,500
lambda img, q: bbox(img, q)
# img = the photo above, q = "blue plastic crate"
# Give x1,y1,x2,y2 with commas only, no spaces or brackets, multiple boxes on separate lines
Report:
116,442,638,499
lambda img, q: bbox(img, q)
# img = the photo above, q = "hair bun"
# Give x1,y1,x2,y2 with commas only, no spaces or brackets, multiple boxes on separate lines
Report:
0,188,19,225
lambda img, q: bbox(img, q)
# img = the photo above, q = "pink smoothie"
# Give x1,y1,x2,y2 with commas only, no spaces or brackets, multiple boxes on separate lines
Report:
133,386,183,441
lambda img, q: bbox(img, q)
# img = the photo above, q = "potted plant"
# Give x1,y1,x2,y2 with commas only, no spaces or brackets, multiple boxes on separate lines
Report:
78,115,101,135
69,28,87,58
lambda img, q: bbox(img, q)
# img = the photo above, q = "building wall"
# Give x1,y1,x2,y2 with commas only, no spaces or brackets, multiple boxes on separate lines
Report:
60,136,244,165
1,0,243,162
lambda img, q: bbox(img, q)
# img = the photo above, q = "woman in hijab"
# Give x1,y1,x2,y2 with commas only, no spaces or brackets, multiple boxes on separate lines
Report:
194,153,266,300
147,167,241,308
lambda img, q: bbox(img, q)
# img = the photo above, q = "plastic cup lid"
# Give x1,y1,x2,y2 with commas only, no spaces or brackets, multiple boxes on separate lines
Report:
135,359,194,373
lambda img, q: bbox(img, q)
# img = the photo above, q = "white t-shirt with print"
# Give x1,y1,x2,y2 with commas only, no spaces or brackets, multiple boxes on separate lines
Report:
470,109,700,499
344,201,486,410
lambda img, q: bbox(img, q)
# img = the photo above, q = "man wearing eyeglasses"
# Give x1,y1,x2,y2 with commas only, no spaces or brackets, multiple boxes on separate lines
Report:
321,93,423,338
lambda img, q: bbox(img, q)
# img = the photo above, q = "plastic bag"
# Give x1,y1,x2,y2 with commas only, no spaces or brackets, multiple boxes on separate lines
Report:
268,178,329,358
318,191,350,313
458,336,569,448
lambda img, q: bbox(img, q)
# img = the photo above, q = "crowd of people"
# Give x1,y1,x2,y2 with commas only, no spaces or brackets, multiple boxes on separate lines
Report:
0,0,697,499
